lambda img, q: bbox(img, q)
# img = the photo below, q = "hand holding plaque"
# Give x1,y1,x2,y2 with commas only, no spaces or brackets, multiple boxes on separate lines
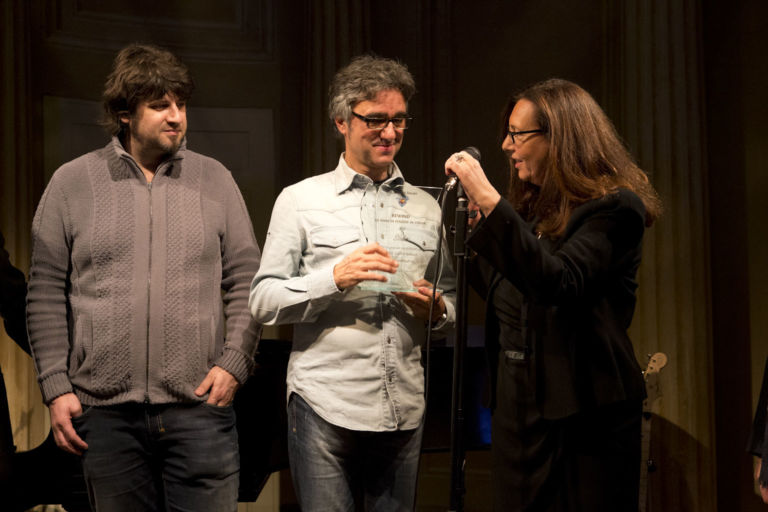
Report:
393,279,446,324
333,242,399,291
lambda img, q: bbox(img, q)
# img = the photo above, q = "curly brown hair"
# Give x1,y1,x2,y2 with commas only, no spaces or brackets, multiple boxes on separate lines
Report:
501,78,662,236
102,43,194,137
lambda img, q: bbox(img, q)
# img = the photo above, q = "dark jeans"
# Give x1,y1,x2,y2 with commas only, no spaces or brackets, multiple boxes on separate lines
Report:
287,393,423,512
72,402,239,512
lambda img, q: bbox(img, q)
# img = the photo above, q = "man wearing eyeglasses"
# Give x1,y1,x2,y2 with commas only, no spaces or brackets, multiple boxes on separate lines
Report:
249,55,455,510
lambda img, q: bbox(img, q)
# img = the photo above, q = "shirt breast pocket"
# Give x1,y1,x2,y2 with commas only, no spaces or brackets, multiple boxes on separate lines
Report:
394,226,439,281
400,226,439,253
309,226,362,261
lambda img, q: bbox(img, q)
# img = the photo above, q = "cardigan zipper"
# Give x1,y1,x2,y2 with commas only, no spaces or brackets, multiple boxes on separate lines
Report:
144,180,153,403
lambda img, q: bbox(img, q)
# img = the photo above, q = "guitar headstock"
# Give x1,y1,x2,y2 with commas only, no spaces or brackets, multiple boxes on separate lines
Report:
640,352,668,509
643,352,668,412
644,352,668,378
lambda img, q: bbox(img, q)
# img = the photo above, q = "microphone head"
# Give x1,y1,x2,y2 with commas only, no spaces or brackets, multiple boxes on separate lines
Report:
463,146,481,161
445,146,481,192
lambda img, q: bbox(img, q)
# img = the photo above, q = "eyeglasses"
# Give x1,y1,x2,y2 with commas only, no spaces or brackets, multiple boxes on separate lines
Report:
351,111,413,130
507,128,546,144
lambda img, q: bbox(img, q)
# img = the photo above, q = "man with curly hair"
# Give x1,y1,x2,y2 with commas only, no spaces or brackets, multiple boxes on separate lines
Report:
27,43,261,511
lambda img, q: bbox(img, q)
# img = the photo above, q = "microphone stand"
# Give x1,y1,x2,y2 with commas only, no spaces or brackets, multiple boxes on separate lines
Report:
448,183,469,512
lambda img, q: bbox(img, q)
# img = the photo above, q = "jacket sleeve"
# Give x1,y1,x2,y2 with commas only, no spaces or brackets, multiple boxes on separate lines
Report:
26,175,75,403
749,356,768,452
249,187,345,325
214,172,262,384
0,231,30,354
748,356,768,485
467,190,646,305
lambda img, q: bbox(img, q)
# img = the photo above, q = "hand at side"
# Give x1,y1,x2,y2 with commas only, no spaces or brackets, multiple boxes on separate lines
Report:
195,366,240,406
49,392,89,455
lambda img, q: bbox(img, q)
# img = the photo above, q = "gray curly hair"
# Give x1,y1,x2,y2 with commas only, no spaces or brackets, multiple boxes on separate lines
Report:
328,55,415,136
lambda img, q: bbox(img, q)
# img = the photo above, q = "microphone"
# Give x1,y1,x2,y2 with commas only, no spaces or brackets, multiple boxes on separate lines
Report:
445,146,481,191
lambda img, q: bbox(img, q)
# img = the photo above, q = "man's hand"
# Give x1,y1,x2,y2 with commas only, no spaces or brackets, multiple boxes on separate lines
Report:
333,242,398,291
195,366,240,406
394,279,446,324
49,392,88,455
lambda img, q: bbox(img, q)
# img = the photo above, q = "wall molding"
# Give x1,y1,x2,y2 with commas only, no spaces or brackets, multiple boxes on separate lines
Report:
38,0,274,62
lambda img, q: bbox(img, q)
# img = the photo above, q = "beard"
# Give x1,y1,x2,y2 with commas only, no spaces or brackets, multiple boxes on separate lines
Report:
131,129,184,158
154,134,183,156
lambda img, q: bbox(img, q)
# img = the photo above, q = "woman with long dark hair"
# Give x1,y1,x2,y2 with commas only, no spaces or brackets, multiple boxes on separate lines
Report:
445,78,662,511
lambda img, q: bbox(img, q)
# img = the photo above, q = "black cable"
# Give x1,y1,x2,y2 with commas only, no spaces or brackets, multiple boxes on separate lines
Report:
423,184,452,409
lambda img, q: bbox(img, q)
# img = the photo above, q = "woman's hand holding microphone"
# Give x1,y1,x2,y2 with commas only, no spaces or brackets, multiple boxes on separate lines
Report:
444,150,501,229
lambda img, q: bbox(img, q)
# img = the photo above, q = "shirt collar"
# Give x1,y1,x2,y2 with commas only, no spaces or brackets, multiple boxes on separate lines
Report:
111,135,186,168
332,153,405,195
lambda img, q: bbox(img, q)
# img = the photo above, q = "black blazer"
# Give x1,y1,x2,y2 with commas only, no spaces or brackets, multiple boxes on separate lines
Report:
749,356,768,483
467,188,647,419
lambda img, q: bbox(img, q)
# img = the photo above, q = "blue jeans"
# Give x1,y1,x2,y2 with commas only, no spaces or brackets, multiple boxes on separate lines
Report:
72,402,239,512
287,393,423,512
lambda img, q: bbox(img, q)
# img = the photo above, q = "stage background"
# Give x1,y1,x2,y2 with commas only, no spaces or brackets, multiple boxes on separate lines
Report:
1,0,766,510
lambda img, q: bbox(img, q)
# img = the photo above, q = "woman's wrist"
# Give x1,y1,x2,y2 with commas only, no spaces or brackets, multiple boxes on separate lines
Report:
479,191,502,217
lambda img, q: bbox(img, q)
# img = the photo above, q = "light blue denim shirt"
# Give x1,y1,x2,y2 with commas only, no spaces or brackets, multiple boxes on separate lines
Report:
249,155,455,431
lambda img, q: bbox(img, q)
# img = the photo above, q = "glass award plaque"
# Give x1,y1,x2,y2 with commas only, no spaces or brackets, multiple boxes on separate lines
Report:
358,186,442,293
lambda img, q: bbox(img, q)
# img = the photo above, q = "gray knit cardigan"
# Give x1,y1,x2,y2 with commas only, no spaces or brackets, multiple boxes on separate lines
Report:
27,138,261,406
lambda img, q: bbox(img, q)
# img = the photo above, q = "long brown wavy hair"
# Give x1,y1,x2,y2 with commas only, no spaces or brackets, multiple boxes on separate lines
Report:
502,78,662,236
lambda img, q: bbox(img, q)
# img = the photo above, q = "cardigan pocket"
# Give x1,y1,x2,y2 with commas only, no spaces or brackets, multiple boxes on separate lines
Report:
89,310,132,396
70,312,90,369
70,310,131,397
207,314,217,365
68,312,91,391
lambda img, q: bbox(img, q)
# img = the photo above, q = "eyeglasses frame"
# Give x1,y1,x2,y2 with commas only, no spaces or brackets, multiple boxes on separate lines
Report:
507,128,547,144
351,111,413,130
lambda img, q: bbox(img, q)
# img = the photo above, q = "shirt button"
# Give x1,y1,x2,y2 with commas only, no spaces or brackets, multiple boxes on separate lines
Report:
380,202,384,207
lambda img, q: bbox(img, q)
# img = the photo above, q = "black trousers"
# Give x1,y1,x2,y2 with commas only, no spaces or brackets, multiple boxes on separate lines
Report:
0,369,14,484
492,354,641,511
